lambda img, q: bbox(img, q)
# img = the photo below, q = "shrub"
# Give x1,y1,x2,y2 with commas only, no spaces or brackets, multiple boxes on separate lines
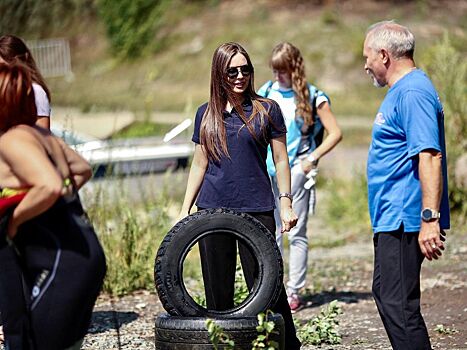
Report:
421,33,467,226
96,0,171,59
97,0,176,58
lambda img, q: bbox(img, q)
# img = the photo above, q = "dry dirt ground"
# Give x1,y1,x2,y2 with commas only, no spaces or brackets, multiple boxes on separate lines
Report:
79,230,466,350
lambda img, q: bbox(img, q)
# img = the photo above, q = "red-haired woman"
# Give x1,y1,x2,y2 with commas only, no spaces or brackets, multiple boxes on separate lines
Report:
0,63,106,350
0,35,52,129
178,42,301,349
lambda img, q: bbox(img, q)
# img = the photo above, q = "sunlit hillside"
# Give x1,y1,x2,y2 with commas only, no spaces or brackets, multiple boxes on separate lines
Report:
3,0,466,118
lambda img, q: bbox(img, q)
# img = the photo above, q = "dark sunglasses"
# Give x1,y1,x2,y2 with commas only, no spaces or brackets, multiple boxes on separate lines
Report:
226,65,252,79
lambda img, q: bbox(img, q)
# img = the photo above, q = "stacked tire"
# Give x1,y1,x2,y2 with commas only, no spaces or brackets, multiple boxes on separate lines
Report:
154,208,285,349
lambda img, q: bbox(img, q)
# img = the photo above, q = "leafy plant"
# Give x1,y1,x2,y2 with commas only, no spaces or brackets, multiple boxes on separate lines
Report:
191,261,250,309
233,264,249,306
192,293,207,308
434,324,458,335
252,310,280,350
205,319,235,350
296,300,343,345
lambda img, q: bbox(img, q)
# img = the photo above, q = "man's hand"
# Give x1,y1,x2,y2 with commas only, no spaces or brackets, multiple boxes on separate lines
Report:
418,221,446,260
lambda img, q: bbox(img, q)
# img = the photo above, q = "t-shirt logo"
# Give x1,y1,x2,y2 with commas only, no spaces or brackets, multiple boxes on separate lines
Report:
375,112,385,125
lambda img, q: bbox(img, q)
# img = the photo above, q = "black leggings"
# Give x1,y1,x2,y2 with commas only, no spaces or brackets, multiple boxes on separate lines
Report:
198,209,301,350
0,194,106,350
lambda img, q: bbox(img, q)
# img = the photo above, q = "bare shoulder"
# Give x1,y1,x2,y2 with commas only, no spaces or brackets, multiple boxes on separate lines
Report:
0,126,43,155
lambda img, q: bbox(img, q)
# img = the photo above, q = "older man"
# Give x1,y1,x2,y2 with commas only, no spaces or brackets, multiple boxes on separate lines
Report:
363,21,450,350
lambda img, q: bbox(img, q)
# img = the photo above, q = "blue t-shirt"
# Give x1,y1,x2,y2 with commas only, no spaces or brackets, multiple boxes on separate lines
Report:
367,69,450,233
257,81,329,176
192,98,286,212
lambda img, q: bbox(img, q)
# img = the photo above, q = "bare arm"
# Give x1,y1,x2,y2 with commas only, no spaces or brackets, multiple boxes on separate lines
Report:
55,137,92,189
271,135,297,232
35,117,50,130
0,131,63,238
302,102,342,172
178,144,208,219
418,149,445,260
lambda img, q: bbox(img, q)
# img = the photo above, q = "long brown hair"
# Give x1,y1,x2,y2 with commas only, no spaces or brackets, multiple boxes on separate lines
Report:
270,42,313,125
0,63,37,132
201,42,272,161
0,35,51,102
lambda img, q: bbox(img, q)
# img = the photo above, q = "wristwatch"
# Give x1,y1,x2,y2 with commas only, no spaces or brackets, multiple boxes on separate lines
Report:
421,208,440,222
279,192,293,202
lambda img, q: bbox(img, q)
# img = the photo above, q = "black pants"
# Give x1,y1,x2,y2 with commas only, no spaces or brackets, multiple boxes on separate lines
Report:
372,227,431,350
0,195,106,350
198,209,301,350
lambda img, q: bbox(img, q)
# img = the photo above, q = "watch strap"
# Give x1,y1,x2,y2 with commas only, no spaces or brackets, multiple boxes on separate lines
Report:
278,192,293,202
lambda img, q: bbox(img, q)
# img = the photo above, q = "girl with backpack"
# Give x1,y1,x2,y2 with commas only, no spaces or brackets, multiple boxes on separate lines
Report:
258,42,342,312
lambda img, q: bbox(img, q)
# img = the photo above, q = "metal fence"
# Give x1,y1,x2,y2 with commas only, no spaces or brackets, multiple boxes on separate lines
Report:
26,38,72,78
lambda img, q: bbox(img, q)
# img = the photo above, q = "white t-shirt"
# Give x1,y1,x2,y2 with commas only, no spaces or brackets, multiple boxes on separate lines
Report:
263,82,328,124
32,83,51,117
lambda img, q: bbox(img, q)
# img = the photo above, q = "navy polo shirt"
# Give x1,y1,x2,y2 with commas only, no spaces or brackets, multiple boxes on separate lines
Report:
192,99,286,212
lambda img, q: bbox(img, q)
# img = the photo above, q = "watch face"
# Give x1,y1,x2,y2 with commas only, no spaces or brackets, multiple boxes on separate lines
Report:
422,209,433,220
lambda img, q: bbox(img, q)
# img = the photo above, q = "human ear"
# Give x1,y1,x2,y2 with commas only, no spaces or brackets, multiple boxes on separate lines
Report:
380,49,390,64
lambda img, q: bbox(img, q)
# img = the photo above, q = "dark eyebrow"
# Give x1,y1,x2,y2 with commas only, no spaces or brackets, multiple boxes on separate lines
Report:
228,65,249,69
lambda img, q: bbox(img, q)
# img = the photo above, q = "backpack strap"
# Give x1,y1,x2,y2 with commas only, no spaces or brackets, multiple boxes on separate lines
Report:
301,87,319,135
311,88,319,122
264,80,274,98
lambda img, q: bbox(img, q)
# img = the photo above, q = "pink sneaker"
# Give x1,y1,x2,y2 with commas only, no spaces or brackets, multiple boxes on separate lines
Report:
287,293,303,313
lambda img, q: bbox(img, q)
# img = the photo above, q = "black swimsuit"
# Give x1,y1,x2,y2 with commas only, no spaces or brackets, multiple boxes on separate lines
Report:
0,191,106,350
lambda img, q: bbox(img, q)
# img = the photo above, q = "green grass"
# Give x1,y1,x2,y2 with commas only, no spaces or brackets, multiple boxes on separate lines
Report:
111,121,177,138
321,173,372,237
82,171,187,296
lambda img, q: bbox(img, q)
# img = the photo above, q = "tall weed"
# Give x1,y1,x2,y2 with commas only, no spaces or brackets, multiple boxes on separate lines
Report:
83,176,172,295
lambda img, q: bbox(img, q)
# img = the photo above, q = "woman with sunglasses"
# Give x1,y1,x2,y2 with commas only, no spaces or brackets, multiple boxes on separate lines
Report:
178,42,301,349
258,42,342,312
0,35,51,129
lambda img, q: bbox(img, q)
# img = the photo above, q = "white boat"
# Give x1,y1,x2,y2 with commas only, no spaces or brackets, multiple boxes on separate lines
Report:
52,121,193,177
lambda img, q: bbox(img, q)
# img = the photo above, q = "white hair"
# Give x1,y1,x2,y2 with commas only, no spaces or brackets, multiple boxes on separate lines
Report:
366,20,415,59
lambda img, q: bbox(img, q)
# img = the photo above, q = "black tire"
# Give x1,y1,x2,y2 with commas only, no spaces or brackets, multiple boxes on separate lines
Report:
154,208,283,318
155,313,285,349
